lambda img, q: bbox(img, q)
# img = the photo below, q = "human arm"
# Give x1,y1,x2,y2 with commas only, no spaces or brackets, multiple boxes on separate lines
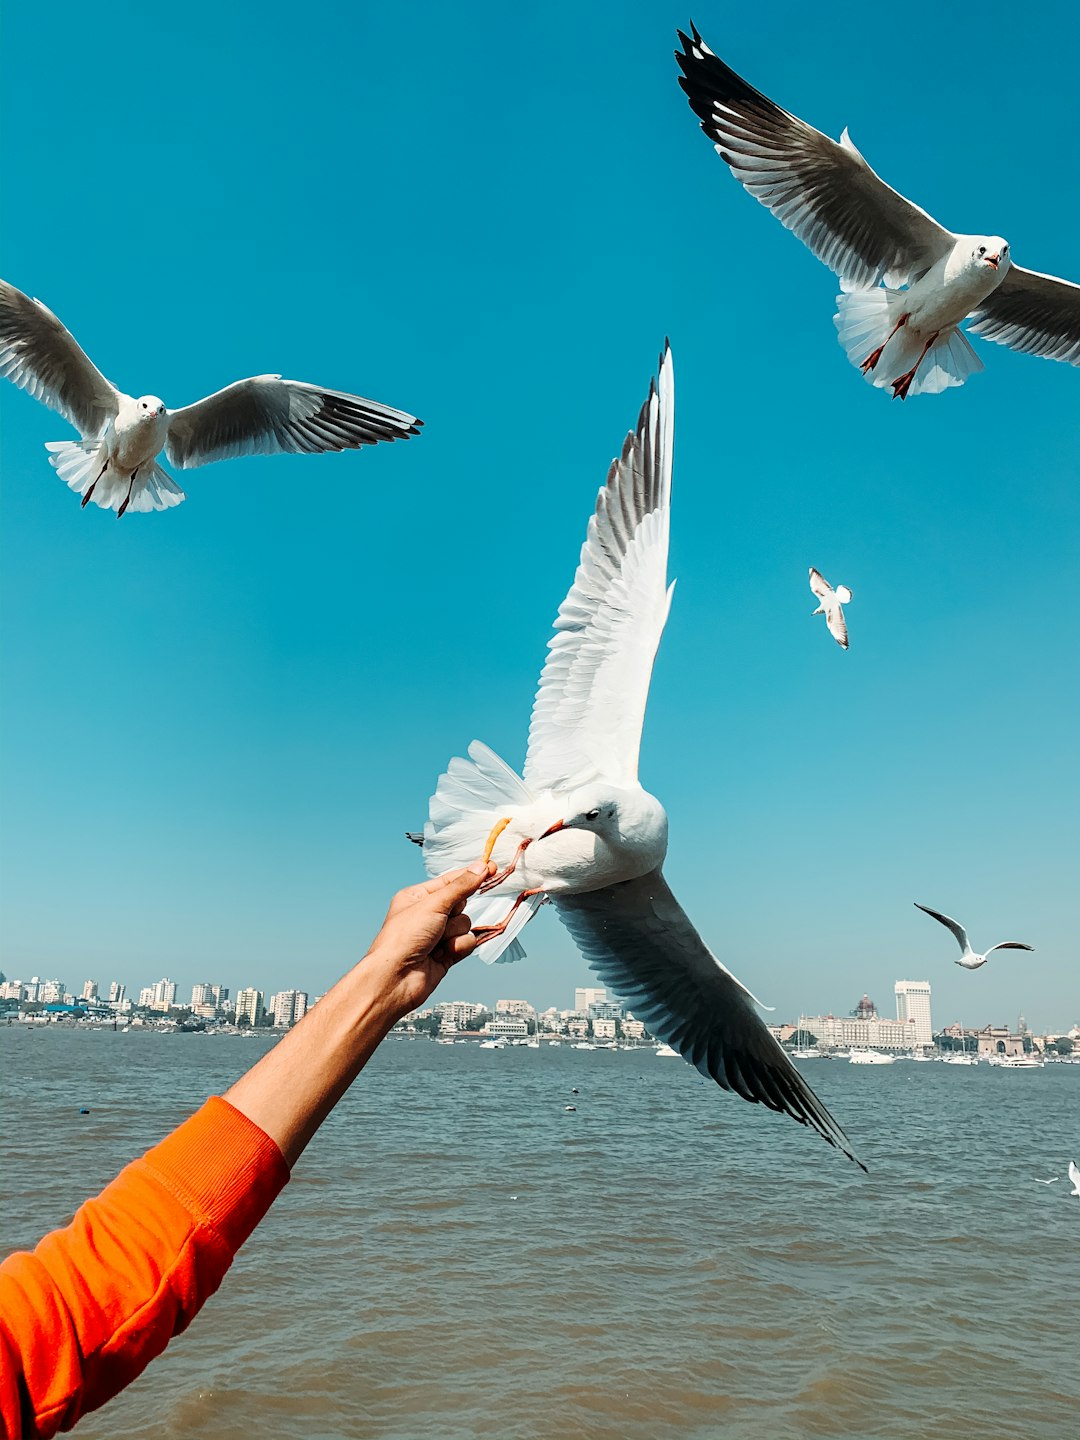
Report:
0,861,492,1438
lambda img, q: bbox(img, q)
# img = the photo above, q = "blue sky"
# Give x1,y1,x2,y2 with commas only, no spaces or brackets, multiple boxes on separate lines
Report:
1,0,1077,1028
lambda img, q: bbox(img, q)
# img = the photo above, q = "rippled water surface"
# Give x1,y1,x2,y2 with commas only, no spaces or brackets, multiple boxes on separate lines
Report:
2,1027,1078,1439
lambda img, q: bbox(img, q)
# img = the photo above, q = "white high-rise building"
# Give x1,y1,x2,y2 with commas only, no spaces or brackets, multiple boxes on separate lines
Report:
271,990,308,1027
575,987,606,1013
138,986,155,1008
895,980,933,1046
149,978,177,1012
81,980,99,1001
108,981,126,1004
40,980,65,1003
235,988,264,1026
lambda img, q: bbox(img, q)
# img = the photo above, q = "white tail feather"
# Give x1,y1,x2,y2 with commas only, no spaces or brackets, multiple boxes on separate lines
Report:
45,442,186,514
423,741,542,964
834,290,983,396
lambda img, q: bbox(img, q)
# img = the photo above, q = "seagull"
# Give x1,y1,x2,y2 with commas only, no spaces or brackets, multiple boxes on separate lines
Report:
1070,1160,1080,1198
0,278,421,516
416,345,863,1168
913,903,1034,970
1034,1177,1059,1185
675,25,1080,398
809,568,851,649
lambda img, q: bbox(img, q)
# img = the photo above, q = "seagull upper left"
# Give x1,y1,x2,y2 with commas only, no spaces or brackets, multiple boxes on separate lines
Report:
675,25,1080,398
415,345,864,1170
0,279,422,516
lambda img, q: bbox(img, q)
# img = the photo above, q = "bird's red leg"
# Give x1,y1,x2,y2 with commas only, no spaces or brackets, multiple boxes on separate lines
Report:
478,836,534,893
472,888,544,944
117,470,138,519
81,462,108,509
891,333,938,400
861,313,909,374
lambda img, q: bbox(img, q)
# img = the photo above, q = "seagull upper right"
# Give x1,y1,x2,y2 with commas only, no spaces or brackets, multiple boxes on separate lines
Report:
1069,1160,1080,1198
914,903,1034,970
0,278,421,516
675,25,1080,398
809,568,851,650
415,345,864,1170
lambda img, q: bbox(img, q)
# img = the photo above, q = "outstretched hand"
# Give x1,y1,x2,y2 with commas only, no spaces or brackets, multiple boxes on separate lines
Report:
365,861,495,1017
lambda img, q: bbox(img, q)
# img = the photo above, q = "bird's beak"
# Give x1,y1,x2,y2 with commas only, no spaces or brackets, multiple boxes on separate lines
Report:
540,819,566,839
985,253,1000,269
481,817,511,864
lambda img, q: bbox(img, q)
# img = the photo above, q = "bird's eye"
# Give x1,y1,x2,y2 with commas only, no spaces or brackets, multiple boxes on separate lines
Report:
978,246,986,256
585,808,601,822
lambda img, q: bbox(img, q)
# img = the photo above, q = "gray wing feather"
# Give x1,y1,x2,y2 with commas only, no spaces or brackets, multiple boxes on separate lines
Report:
968,265,1080,365
555,869,864,1168
165,375,422,470
675,28,952,288
0,279,118,436
914,902,969,953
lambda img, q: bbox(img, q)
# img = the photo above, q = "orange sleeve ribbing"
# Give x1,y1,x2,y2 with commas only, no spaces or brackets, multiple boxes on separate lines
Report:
0,1096,289,1440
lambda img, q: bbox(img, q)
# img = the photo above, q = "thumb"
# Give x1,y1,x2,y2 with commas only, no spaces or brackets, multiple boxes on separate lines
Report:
427,860,494,913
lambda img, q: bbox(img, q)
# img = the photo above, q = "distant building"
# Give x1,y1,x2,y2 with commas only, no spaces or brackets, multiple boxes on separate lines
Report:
271,990,309,1027
434,1001,488,1026
146,978,177,1013
589,1000,623,1021
40,980,65,1004
801,1012,918,1051
138,986,155,1008
574,987,606,1014
489,1014,528,1038
108,981,126,1004
621,1018,646,1040
854,994,877,1020
81,980,99,1001
894,980,933,1047
0,980,25,1001
566,1017,589,1039
495,999,535,1018
592,1018,617,1040
234,988,264,1026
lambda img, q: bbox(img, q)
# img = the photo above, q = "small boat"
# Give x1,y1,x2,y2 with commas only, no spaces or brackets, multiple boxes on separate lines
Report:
990,1054,1044,1069
655,1042,679,1057
942,1052,977,1065
479,1038,506,1050
849,1049,895,1065
573,1041,596,1051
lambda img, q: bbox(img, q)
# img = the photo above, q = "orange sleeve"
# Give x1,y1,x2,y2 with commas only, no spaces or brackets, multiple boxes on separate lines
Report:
0,1096,289,1440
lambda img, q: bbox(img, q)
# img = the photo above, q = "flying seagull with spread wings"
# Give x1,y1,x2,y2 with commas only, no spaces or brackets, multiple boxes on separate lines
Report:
809,568,851,649
1069,1161,1080,1198
415,346,863,1168
675,25,1080,399
914,903,1034,970
0,278,421,516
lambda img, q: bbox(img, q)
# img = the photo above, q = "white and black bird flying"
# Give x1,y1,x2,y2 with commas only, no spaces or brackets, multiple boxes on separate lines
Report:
676,25,1080,398
416,346,863,1168
1069,1160,1080,1198
809,567,851,649
914,903,1034,970
0,278,421,516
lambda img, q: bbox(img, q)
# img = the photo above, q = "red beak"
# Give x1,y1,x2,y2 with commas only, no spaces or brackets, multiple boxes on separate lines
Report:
985,254,1000,268
540,819,566,839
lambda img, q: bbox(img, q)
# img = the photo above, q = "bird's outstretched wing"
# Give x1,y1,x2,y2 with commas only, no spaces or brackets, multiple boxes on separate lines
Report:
809,567,833,600
0,279,119,437
968,265,1080,366
555,869,865,1168
914,902,970,954
165,376,422,470
675,27,953,288
1069,1160,1080,1196
982,941,1034,957
826,605,849,650
524,345,674,791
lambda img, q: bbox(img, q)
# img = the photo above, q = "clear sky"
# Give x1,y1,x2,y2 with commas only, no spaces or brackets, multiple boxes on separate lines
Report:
0,0,1077,1028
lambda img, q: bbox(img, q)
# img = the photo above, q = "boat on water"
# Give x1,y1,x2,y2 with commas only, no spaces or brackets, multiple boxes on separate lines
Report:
479,1038,507,1050
573,1041,596,1051
849,1049,895,1065
791,1047,823,1059
990,1054,1044,1069
941,1052,977,1065
654,1042,679,1057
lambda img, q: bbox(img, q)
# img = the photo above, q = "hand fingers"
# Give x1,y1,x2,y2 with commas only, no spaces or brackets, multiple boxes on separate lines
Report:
435,929,480,965
444,914,471,940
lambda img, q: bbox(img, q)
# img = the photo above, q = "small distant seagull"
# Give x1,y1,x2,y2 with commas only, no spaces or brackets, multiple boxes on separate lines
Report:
809,568,851,649
675,26,1080,398
0,278,421,517
1034,1177,1059,1185
1069,1161,1080,1198
913,903,1034,970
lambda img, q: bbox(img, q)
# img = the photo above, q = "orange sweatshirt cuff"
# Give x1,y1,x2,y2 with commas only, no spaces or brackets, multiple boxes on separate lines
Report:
140,1096,290,1250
